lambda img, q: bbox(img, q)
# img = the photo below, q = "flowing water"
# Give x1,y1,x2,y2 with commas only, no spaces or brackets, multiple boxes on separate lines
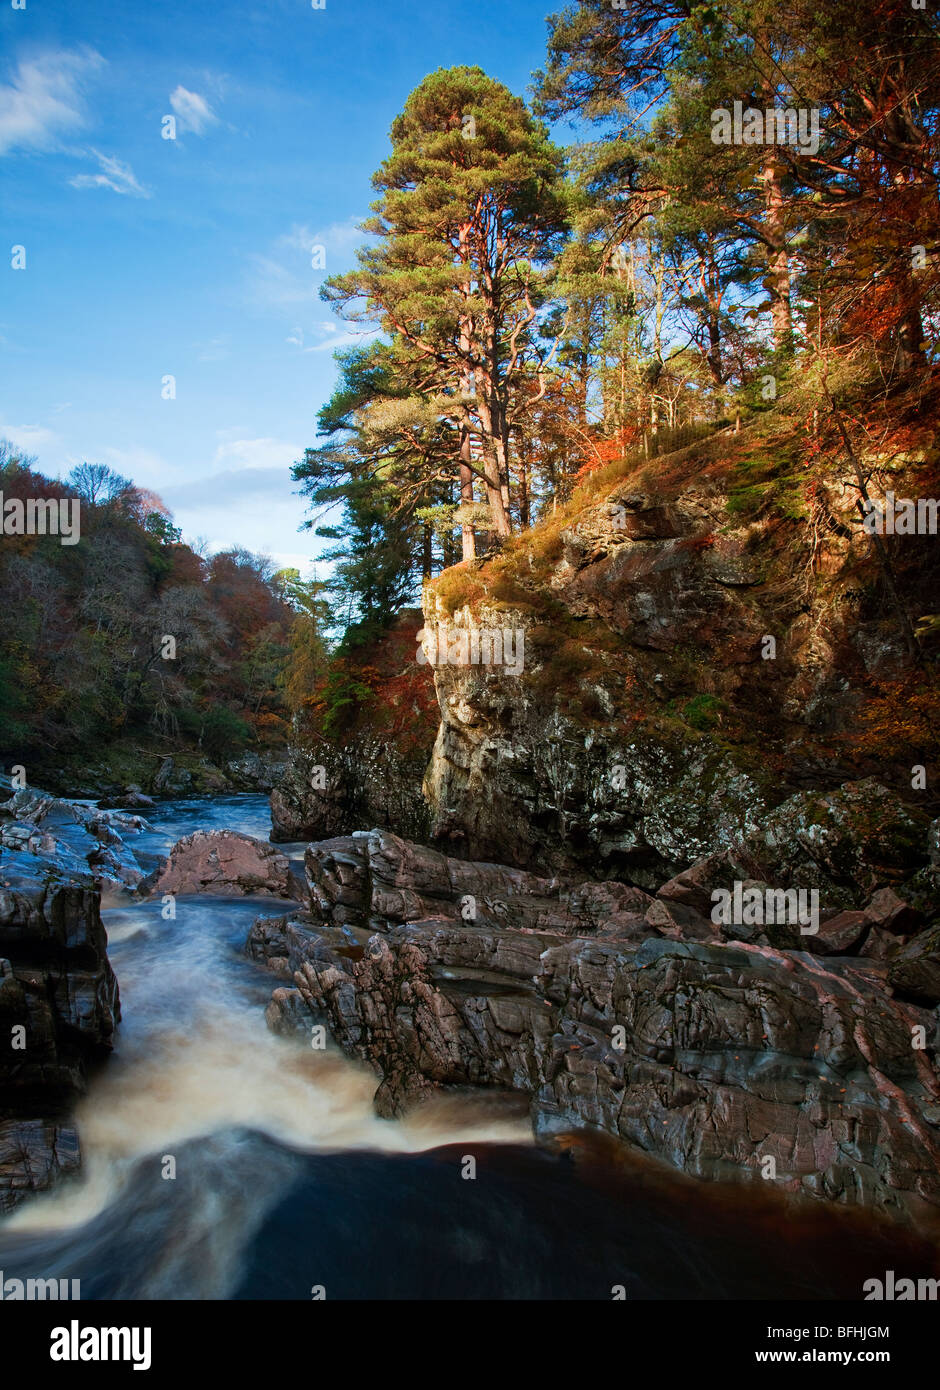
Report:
0,795,935,1300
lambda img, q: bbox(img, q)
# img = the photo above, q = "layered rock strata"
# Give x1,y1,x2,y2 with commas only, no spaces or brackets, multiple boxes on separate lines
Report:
248,822,940,1222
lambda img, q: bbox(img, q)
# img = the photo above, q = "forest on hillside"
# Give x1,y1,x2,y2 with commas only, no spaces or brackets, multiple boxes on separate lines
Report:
0,444,324,778
295,0,939,741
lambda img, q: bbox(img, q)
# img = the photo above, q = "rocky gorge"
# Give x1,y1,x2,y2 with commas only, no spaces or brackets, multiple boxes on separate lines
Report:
271,425,940,891
1,769,937,1241
415,428,939,880
255,426,940,1228
0,781,300,1213
3,429,938,1242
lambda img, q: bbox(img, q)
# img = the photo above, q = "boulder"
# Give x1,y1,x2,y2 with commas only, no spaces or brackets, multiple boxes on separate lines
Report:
865,888,924,935
812,910,870,956
888,925,940,1006
97,792,155,810
145,830,302,900
656,851,742,914
860,925,904,961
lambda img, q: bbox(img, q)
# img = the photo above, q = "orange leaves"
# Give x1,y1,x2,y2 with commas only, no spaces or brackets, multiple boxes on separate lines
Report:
307,612,438,748
851,675,940,761
575,425,641,479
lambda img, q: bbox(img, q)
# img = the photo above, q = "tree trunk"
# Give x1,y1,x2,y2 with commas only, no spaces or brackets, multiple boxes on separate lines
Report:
517,429,530,530
459,422,476,562
703,241,724,385
761,111,793,352
457,223,477,563
896,290,926,376
421,521,432,580
484,450,512,536
829,395,921,664
475,392,512,537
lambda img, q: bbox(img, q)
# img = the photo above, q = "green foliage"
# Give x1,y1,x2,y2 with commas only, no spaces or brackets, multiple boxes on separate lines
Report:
194,706,253,763
316,666,377,738
0,653,31,746
316,66,569,545
681,693,725,731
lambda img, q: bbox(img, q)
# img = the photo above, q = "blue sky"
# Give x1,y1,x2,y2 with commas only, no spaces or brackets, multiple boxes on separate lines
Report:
1,0,562,573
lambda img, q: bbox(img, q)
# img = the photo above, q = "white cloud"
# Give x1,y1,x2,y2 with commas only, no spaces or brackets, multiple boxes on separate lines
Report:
246,219,369,313
0,420,60,455
100,445,175,483
0,48,103,156
0,50,149,202
169,85,218,136
212,436,303,472
69,148,151,197
160,468,323,565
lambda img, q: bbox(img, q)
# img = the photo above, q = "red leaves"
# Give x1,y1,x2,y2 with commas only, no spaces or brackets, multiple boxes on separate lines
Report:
575,425,641,479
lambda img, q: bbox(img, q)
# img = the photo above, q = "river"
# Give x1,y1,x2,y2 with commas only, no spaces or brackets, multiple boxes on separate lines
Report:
0,794,934,1299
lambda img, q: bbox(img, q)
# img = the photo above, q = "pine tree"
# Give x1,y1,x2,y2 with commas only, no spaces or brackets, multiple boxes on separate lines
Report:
321,66,569,549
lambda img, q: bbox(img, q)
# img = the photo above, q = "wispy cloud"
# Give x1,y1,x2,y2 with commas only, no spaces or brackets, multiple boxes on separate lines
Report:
169,85,218,136
0,47,104,156
0,420,60,455
246,219,368,312
0,50,149,200
69,149,151,197
100,445,176,483
286,322,377,353
212,436,303,472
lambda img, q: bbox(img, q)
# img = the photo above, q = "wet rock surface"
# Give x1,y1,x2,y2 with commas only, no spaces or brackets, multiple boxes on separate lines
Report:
1,787,154,892
0,847,120,1212
248,826,940,1222
0,1119,81,1212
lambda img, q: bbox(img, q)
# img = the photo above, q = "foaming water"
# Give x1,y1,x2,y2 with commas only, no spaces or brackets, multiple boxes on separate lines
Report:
0,863,529,1296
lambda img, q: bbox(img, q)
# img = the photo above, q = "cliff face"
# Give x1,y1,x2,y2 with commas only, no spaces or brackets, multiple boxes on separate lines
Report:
269,610,438,845
250,425,940,1223
270,740,431,844
422,424,939,881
